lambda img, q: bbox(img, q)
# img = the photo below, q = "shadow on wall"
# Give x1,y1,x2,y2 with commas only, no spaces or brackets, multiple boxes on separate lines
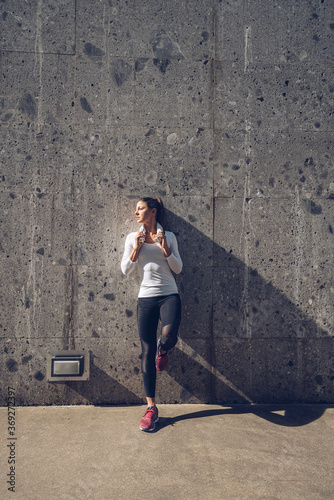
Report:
61,207,332,416
163,209,333,406
66,361,143,406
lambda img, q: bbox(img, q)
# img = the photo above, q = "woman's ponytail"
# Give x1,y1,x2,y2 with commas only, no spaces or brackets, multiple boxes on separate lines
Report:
155,197,166,230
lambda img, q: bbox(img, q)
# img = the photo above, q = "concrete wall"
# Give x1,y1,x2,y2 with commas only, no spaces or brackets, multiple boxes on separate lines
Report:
0,0,333,406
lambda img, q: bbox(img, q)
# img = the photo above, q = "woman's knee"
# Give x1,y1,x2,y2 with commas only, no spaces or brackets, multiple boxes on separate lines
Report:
160,324,179,351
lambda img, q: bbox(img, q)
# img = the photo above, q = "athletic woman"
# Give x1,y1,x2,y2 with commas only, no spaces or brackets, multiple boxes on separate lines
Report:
121,197,182,431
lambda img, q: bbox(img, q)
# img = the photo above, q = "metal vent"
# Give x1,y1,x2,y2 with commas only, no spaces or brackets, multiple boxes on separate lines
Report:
47,350,90,381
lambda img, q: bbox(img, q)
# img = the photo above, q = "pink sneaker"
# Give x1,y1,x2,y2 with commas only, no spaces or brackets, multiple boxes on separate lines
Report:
140,406,159,432
156,341,168,371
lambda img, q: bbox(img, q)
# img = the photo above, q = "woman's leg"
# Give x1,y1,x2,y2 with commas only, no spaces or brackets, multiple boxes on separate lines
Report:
158,294,182,352
137,297,160,405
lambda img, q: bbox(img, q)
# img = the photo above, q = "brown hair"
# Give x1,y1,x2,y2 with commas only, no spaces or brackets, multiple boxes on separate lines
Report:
138,197,166,230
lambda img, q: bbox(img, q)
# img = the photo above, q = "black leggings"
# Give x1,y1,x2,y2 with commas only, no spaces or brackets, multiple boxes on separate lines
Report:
137,294,181,398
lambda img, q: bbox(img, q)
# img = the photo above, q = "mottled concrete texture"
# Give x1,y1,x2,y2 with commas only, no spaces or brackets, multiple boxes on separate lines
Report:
0,0,333,405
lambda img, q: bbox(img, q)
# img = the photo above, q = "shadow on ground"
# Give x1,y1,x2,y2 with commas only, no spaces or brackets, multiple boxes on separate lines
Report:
151,404,333,433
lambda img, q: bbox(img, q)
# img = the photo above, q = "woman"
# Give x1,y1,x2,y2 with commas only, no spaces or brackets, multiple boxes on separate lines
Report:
121,197,182,431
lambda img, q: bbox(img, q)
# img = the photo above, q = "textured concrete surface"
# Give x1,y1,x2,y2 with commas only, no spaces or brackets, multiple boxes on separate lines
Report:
0,0,334,406
0,404,334,499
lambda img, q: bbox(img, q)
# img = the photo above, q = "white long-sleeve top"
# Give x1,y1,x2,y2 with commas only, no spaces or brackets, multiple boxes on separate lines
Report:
121,231,183,297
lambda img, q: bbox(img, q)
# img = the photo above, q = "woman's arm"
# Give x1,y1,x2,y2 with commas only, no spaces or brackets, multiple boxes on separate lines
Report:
121,230,146,275
121,234,137,275
165,232,183,274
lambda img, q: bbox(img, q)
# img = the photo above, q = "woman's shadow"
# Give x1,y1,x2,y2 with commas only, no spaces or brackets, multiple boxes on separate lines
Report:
161,209,332,427
68,206,332,430
151,404,331,433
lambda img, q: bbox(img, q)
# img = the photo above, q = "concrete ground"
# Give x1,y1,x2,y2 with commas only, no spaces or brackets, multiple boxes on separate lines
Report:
1,404,333,500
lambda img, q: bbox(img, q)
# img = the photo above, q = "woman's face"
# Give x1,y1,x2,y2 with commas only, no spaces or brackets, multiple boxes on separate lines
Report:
135,201,156,225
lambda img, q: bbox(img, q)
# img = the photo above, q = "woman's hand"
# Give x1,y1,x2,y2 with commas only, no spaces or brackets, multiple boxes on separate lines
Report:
157,231,171,258
134,229,145,250
130,230,145,262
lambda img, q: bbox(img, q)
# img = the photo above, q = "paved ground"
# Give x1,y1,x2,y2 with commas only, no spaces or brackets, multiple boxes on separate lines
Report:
1,404,333,499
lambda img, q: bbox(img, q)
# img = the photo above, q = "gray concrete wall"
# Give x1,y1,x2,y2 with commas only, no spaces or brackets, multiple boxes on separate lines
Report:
0,0,333,406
